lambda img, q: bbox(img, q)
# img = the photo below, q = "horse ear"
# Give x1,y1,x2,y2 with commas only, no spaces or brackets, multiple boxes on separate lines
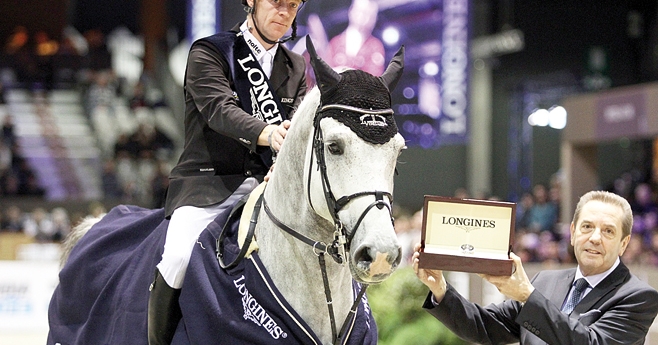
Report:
379,45,405,92
306,35,341,94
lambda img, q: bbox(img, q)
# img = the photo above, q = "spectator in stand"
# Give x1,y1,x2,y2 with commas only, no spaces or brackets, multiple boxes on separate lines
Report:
50,207,71,242
5,26,37,87
129,80,148,110
53,30,85,87
19,173,46,196
12,159,44,196
101,159,123,199
86,71,117,114
2,173,19,195
0,140,11,189
2,114,16,147
82,29,112,72
630,183,658,246
513,231,539,263
527,183,559,236
127,122,174,160
23,207,55,242
0,81,5,104
150,159,171,209
515,192,534,231
1,205,25,232
33,30,59,90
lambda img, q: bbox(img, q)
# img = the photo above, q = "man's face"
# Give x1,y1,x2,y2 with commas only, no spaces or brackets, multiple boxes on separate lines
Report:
570,200,630,276
249,0,301,44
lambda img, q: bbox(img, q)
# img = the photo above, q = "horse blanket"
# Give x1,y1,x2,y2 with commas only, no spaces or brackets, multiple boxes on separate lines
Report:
48,199,378,344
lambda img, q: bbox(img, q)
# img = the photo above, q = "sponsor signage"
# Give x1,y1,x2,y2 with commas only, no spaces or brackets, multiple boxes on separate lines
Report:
438,0,470,146
0,261,59,332
596,91,648,139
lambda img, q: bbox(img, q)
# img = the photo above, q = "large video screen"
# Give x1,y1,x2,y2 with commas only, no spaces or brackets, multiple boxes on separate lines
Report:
289,0,470,148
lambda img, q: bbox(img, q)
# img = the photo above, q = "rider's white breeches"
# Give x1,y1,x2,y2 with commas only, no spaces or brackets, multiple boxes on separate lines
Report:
156,178,258,288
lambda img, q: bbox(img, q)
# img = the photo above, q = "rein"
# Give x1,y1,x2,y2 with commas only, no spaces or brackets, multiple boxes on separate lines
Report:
262,197,367,344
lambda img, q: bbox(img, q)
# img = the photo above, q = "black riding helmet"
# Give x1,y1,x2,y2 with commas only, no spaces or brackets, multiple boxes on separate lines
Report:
242,0,307,44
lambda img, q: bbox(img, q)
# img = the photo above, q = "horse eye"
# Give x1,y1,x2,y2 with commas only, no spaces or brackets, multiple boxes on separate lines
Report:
327,142,343,155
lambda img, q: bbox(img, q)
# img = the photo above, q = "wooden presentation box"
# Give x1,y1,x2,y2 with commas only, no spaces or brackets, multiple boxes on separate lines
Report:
418,195,516,276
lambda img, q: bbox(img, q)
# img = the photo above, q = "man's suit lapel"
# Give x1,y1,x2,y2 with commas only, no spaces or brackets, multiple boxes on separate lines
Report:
547,269,576,309
573,262,631,314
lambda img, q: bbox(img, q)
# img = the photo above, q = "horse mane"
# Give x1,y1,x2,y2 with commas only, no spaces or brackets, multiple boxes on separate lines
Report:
289,86,321,139
60,214,104,269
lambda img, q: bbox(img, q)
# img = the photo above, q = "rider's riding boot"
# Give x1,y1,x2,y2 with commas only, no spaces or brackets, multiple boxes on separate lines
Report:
148,269,182,345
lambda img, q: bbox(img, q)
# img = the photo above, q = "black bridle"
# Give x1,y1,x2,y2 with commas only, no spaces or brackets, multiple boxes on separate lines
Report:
306,103,396,264
265,103,395,344
218,102,396,344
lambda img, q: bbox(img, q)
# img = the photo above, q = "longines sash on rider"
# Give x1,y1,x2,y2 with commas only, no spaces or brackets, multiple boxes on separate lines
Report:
202,32,287,166
203,32,287,125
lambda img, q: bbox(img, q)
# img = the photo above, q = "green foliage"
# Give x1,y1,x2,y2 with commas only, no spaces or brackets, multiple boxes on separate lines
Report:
367,267,467,345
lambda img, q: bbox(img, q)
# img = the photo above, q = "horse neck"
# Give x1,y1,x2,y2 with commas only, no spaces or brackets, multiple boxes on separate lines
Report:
255,89,357,344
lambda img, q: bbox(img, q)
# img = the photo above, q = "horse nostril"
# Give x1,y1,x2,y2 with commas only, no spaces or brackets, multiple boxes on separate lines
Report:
355,246,374,265
355,245,402,269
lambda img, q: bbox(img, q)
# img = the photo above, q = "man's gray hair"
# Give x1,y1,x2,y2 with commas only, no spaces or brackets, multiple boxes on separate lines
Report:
572,190,633,238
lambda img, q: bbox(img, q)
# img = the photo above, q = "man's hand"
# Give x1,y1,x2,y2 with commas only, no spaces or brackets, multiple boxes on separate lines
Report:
412,243,448,303
264,120,291,152
479,252,535,303
264,164,274,182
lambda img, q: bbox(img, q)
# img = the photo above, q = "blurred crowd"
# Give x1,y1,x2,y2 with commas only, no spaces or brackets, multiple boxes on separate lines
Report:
0,25,176,248
2,26,175,189
0,109,45,196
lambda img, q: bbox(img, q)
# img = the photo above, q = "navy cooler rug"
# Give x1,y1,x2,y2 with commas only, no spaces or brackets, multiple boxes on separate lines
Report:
47,202,378,345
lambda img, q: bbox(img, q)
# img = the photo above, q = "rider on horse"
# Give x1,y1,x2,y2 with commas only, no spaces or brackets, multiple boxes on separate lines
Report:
151,0,308,344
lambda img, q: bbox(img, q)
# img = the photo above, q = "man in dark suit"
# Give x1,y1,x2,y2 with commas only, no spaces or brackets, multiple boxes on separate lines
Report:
148,0,308,344
413,190,658,344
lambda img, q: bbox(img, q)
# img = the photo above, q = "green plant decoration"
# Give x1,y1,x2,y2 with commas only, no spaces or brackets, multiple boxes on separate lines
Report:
367,267,467,345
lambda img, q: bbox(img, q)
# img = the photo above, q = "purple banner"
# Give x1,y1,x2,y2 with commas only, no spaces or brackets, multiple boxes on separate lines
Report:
290,0,470,148
596,90,647,140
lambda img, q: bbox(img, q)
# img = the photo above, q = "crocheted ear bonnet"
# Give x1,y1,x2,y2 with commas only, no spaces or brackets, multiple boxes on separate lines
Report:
316,69,398,145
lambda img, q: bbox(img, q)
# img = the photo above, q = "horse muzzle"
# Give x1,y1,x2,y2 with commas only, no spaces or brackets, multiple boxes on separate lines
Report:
350,242,402,283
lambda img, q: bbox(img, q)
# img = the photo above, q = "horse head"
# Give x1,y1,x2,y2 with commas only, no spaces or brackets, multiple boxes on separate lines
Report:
303,36,406,284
